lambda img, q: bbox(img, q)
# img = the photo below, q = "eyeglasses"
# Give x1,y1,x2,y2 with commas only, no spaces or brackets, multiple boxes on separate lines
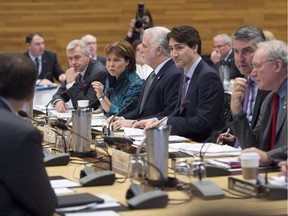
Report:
252,59,274,70
213,44,227,49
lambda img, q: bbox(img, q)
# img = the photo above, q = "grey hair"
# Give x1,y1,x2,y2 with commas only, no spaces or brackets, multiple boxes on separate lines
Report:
144,26,171,56
213,34,232,46
232,25,265,45
258,40,288,69
66,39,90,56
81,34,97,42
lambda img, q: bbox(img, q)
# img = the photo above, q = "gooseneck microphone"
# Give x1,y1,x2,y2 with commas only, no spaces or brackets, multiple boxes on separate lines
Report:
18,110,45,126
56,123,112,170
108,96,138,136
88,88,114,108
18,110,70,166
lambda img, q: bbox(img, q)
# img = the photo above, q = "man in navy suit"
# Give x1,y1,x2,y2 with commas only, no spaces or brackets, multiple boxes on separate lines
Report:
0,53,56,215
25,32,65,86
111,26,182,129
52,39,107,112
138,25,225,142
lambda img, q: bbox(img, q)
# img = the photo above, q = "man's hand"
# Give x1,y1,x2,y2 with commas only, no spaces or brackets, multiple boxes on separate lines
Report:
216,132,235,145
55,100,69,112
241,147,271,166
37,79,52,86
113,119,134,130
210,50,221,64
58,74,66,82
65,67,79,84
133,118,157,129
231,77,248,115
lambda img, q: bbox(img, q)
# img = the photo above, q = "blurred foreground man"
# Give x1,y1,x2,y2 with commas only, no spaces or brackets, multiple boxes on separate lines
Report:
0,53,56,215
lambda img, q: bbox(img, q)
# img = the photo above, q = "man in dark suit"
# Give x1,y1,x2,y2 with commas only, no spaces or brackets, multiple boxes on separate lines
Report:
111,26,182,129
140,25,225,142
81,34,106,66
0,53,56,215
210,34,243,80
52,39,107,112
217,26,270,147
25,32,65,85
230,40,287,166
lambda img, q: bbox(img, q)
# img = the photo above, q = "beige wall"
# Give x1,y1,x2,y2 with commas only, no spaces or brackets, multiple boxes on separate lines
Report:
0,0,286,68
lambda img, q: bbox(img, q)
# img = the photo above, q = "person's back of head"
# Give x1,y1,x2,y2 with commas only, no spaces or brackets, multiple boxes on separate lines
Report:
263,30,277,41
167,25,202,55
144,26,171,57
0,53,36,100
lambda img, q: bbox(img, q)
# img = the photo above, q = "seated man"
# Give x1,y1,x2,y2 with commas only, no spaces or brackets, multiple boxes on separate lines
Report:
230,40,287,166
0,53,56,215
111,26,182,129
25,32,66,85
210,33,243,80
136,25,225,142
52,39,107,112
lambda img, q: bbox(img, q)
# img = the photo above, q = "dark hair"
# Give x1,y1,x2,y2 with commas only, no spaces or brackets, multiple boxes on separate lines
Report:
132,40,142,52
0,53,37,100
143,8,154,28
232,25,265,44
105,41,136,72
167,25,202,55
25,32,42,44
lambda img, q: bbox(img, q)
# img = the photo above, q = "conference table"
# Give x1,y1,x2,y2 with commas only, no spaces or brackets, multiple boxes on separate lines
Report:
47,157,287,216
37,87,287,215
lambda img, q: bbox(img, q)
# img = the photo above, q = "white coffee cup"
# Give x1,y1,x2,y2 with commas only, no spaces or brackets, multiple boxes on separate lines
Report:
240,152,260,180
77,100,89,109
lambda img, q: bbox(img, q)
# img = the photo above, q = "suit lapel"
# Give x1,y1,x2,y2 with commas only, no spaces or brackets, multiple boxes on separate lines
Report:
276,94,287,135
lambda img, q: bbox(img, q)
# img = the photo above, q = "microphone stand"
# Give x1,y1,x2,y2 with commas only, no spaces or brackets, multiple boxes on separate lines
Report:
107,96,138,136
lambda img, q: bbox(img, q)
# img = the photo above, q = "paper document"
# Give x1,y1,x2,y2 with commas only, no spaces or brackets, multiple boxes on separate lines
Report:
169,143,241,157
50,179,81,188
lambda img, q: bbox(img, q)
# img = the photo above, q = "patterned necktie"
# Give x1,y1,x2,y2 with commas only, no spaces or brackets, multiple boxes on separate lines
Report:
243,78,254,112
181,75,190,103
139,72,155,114
270,92,279,150
35,57,40,75
77,74,83,83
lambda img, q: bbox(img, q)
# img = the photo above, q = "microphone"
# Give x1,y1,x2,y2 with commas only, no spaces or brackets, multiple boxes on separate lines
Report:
108,96,138,136
18,110,70,166
36,72,53,85
88,88,114,107
154,100,190,127
56,123,112,170
189,112,246,200
18,110,45,126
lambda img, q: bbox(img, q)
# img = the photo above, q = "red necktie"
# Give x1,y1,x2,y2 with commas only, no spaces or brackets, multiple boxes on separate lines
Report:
270,93,279,150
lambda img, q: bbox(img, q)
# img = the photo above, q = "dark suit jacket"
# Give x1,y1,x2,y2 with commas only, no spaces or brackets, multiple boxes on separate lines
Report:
213,51,243,80
0,101,57,216
230,92,287,164
168,59,225,142
96,55,106,66
52,60,107,109
24,50,64,82
123,59,182,119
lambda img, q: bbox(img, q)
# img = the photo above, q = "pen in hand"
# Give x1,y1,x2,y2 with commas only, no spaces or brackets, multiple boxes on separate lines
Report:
219,128,230,145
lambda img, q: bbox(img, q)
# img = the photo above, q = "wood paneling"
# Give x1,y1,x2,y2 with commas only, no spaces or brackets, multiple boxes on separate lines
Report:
0,0,286,68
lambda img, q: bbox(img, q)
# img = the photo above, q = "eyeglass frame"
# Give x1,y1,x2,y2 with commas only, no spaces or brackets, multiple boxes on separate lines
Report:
252,59,274,70
213,44,227,49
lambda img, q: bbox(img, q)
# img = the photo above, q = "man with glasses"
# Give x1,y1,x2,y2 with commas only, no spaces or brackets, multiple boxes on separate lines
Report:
230,40,287,166
52,40,107,112
210,34,242,80
217,25,270,147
